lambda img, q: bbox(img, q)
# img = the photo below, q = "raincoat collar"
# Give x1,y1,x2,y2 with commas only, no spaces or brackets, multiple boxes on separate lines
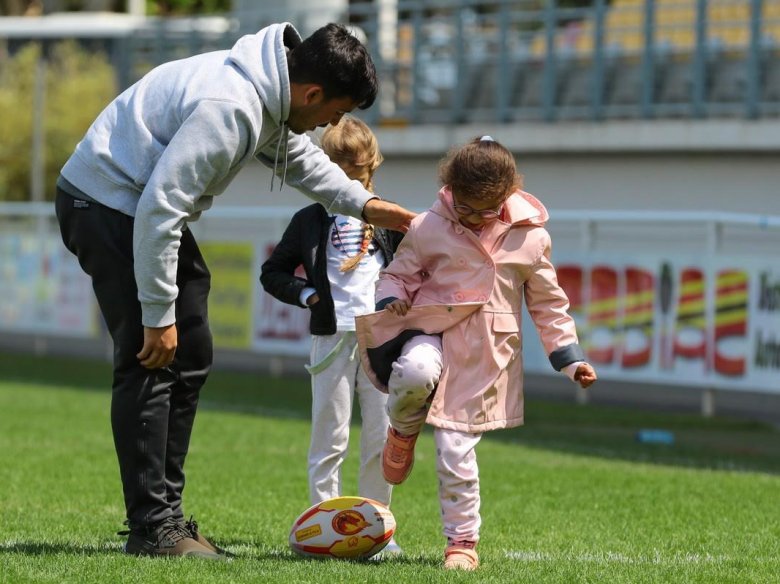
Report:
431,186,549,227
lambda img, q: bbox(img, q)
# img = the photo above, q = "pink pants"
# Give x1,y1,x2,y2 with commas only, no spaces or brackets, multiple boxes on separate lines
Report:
387,335,482,543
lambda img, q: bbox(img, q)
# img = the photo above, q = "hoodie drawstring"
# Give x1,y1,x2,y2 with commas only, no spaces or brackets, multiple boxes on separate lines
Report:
270,123,289,192
281,129,289,188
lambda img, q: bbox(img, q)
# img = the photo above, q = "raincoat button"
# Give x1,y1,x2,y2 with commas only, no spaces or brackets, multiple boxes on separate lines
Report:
447,306,453,312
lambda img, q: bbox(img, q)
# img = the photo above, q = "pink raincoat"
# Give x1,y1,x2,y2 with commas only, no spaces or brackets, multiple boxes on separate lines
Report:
355,187,583,433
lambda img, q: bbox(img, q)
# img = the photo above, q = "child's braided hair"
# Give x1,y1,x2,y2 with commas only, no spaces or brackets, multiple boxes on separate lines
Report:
320,116,383,272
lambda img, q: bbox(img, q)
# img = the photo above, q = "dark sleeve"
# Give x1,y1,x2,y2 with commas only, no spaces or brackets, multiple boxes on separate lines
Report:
389,229,405,253
376,227,405,262
260,211,310,308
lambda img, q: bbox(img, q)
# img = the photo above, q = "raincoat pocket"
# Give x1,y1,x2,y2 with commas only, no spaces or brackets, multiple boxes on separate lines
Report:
491,312,521,333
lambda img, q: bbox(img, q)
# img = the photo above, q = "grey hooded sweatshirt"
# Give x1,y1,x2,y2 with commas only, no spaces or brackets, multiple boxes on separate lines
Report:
59,23,374,329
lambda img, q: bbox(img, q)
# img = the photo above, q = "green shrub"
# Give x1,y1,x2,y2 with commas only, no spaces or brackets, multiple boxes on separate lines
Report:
0,41,116,202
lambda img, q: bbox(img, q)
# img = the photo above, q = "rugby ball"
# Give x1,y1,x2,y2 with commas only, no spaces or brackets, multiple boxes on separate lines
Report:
289,496,396,559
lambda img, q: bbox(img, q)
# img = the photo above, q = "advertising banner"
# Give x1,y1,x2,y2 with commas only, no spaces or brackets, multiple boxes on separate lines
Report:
251,241,311,356
0,232,96,337
200,241,255,349
522,254,780,393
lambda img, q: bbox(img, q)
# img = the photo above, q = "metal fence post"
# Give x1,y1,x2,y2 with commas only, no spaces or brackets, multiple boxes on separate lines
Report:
411,5,423,124
692,0,708,118
497,0,511,123
542,0,558,122
641,0,656,118
452,2,467,124
746,0,763,119
591,0,607,121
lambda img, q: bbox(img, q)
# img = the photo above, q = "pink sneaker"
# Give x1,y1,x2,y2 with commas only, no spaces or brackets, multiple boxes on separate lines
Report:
382,427,419,485
444,540,478,571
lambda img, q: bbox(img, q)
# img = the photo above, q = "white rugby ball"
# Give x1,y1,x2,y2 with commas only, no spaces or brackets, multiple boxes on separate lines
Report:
289,496,396,559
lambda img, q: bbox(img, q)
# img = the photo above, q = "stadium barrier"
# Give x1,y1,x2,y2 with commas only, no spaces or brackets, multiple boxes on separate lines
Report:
3,0,780,123
1,202,778,399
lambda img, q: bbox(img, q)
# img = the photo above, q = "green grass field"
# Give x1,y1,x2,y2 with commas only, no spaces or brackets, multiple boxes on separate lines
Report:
1,352,778,583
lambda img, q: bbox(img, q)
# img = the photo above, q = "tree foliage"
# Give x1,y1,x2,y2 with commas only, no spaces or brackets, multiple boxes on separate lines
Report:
146,0,231,16
0,41,116,201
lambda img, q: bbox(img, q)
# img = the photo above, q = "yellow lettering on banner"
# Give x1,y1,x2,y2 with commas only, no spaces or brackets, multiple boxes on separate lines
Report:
199,241,254,349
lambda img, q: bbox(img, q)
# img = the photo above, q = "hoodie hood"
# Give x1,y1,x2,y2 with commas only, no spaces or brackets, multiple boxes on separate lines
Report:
228,22,302,126
433,186,549,227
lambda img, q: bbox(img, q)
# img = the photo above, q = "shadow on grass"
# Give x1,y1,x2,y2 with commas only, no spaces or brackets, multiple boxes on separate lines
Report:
0,541,121,556
2,352,779,474
0,539,440,568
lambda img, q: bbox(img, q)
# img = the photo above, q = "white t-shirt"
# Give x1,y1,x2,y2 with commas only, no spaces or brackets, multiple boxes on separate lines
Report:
326,215,385,331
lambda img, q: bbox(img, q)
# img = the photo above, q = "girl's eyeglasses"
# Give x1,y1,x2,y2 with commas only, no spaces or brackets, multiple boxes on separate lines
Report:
452,202,503,219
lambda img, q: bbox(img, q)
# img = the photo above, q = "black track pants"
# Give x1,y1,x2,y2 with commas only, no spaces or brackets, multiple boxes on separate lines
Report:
55,188,213,529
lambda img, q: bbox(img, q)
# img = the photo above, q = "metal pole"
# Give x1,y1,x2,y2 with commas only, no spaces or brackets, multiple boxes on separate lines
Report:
128,0,146,17
641,0,656,118
542,0,558,122
452,2,467,123
497,0,511,123
691,0,708,118
591,0,607,120
746,0,763,119
31,54,49,357
31,56,46,204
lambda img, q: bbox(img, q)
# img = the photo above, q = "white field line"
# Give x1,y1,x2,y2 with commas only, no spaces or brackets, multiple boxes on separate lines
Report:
504,550,777,566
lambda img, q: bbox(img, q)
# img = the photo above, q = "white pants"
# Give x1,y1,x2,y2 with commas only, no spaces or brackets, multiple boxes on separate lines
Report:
309,331,392,506
387,335,482,542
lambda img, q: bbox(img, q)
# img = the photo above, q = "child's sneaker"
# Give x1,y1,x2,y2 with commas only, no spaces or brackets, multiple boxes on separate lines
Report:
368,537,404,561
382,427,419,485
444,540,479,571
382,537,404,555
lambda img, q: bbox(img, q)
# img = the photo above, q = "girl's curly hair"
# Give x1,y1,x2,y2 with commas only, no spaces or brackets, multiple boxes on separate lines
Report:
438,137,522,201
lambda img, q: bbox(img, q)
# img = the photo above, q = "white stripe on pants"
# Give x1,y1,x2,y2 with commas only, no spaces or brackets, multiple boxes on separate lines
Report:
309,332,392,506
386,335,481,542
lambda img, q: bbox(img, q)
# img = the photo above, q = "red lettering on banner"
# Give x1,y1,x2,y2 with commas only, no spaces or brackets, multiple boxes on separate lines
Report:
621,267,654,367
557,266,583,312
713,269,748,376
586,266,618,364
673,268,708,362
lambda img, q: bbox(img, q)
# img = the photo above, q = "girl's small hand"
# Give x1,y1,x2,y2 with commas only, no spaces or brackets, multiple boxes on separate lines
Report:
385,299,411,316
574,363,597,389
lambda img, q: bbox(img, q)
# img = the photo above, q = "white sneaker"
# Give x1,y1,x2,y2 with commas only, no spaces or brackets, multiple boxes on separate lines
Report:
369,537,403,560
383,538,404,555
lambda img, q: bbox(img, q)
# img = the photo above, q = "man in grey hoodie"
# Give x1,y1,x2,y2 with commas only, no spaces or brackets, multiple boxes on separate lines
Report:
54,22,414,558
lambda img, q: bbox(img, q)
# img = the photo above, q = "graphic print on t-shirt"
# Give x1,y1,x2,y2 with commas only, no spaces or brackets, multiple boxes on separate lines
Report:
331,216,375,260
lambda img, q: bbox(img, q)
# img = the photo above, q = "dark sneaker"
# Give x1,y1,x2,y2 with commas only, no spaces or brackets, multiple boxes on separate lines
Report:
183,516,235,557
119,517,222,559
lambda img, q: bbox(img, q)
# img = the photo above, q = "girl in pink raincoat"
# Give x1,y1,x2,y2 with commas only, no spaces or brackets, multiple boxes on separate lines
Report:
355,136,597,571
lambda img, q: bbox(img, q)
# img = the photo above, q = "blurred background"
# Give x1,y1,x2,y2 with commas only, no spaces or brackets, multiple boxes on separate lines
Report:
0,0,778,423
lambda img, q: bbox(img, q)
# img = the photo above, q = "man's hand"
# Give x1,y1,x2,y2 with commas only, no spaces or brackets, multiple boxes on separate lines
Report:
306,293,320,306
137,324,178,369
362,198,416,233
574,363,598,389
384,299,411,316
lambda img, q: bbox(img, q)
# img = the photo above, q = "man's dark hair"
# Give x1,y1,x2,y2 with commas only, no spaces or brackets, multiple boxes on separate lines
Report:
288,23,378,109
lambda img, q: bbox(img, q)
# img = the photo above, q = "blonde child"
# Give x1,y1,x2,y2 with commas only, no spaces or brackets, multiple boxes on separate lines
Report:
355,136,597,570
260,116,404,553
